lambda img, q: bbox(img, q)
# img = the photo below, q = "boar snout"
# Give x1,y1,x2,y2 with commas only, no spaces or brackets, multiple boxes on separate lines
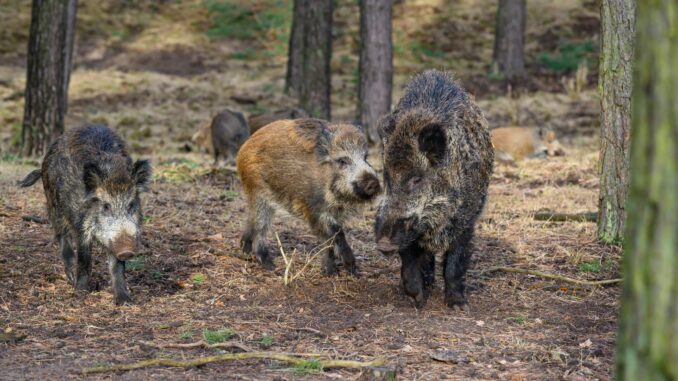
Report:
352,172,381,199
112,234,137,261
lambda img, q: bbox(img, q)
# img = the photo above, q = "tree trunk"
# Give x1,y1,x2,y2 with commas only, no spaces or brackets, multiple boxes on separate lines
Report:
357,0,393,144
617,1,677,380
492,0,526,81
285,0,304,97
21,0,77,157
285,0,332,120
597,0,635,244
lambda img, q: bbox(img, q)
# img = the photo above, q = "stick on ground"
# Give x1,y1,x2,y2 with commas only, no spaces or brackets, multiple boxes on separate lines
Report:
476,266,622,286
533,211,597,222
82,352,387,375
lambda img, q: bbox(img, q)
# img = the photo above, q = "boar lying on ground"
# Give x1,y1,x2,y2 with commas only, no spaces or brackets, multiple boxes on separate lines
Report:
247,108,309,135
237,119,380,274
211,108,249,165
191,120,212,154
20,124,152,305
491,126,566,163
375,70,494,309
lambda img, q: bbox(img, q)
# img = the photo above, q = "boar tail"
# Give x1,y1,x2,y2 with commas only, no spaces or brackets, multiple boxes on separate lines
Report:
18,169,42,188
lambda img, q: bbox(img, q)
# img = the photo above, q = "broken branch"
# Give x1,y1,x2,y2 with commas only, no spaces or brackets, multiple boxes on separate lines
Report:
476,266,622,286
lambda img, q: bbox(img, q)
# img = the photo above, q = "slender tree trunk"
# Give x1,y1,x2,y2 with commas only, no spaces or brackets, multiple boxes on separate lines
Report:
357,0,392,144
492,0,526,81
285,0,332,120
617,1,677,379
21,0,77,157
285,0,304,97
597,0,635,244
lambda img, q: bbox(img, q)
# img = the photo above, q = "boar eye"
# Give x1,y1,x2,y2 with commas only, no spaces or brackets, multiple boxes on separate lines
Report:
335,157,351,167
407,176,423,192
102,202,112,214
128,201,136,213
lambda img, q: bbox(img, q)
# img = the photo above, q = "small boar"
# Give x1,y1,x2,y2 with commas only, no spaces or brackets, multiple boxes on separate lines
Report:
247,108,309,135
19,124,152,305
375,70,494,309
211,108,249,165
491,126,566,163
237,119,380,274
191,120,212,154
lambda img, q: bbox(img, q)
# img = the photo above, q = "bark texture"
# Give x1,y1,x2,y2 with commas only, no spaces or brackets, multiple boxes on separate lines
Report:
22,0,77,157
617,1,677,379
492,0,526,81
597,0,635,244
285,0,332,119
357,0,393,144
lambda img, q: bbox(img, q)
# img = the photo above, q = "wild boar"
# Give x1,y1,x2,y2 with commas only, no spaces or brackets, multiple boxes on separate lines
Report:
247,108,309,135
191,120,212,154
211,108,249,165
375,70,494,309
19,124,152,305
491,126,566,163
236,118,380,275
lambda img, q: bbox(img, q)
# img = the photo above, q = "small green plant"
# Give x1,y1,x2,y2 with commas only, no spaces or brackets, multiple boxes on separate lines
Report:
222,190,239,200
126,255,146,271
1,152,19,163
537,40,595,74
192,274,206,285
579,259,613,273
151,270,165,280
231,48,257,60
291,359,323,376
258,335,275,348
14,245,27,253
179,331,194,339
508,315,527,325
202,328,235,344
143,215,153,222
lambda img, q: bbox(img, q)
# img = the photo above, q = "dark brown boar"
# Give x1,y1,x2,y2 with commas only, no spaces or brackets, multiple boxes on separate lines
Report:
19,124,152,305
375,70,494,309
247,108,309,135
236,119,380,274
211,108,249,165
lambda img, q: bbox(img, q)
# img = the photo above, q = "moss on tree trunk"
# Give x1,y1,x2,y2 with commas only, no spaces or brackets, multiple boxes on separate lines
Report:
617,1,678,379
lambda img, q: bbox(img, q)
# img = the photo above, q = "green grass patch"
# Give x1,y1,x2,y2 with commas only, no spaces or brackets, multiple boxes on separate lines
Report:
508,315,527,325
579,259,614,273
291,358,323,376
179,331,194,339
151,270,165,280
126,255,146,271
205,0,290,40
143,214,153,223
537,40,595,74
258,335,275,348
192,274,206,285
202,328,236,344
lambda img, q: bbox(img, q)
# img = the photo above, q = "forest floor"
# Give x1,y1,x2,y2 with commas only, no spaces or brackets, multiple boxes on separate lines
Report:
0,0,620,380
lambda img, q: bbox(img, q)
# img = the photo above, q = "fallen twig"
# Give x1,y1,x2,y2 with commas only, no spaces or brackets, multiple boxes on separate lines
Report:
475,266,622,286
139,339,252,352
82,352,386,375
534,211,597,222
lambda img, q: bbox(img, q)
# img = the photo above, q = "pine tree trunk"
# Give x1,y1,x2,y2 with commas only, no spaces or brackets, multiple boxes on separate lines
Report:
357,0,392,144
597,0,635,244
285,0,332,120
285,0,305,97
21,0,77,157
492,0,526,81
617,1,678,379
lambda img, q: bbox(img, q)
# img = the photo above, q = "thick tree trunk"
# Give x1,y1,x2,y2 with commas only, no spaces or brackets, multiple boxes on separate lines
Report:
357,0,392,144
597,0,635,244
617,1,677,380
285,0,332,120
285,0,304,97
492,0,526,81
21,0,77,157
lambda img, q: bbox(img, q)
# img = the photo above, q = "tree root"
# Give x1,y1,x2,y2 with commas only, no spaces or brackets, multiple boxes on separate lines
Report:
475,266,622,286
82,352,386,375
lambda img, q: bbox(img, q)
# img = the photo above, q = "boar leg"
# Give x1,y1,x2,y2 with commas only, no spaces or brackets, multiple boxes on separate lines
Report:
248,199,275,270
333,228,357,276
107,254,132,305
444,228,473,309
74,239,92,290
399,242,434,309
59,235,76,285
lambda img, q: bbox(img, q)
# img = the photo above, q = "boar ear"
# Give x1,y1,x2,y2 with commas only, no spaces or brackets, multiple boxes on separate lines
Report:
418,123,447,166
83,163,102,193
132,159,152,192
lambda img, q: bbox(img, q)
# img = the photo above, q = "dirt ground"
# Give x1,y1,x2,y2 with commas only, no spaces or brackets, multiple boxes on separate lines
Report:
0,144,621,380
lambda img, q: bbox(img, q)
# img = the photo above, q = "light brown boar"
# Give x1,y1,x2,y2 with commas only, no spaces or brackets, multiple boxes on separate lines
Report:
236,118,380,275
491,126,566,163
191,120,212,154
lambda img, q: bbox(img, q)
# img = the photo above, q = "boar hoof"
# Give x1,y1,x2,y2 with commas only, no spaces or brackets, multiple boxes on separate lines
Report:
445,292,468,310
259,258,276,271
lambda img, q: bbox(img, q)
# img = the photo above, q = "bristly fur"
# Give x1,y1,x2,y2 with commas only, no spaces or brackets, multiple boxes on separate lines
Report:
376,70,494,309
